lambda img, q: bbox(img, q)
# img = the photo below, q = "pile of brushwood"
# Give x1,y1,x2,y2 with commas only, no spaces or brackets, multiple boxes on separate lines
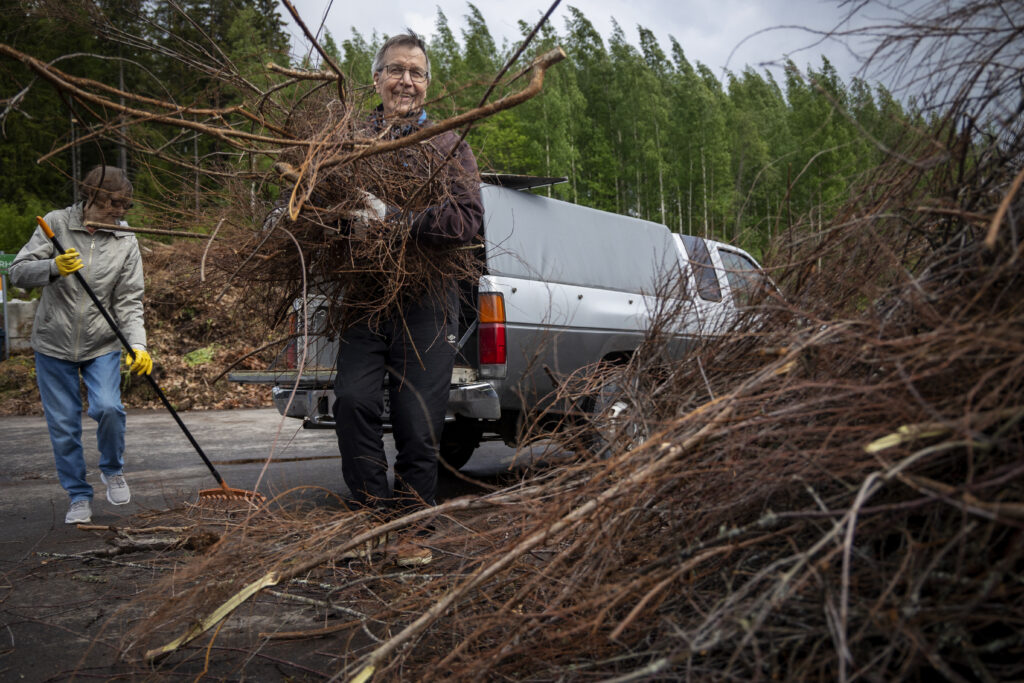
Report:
114,56,1024,683
149,43,566,345
114,179,1024,681
45,2,1024,680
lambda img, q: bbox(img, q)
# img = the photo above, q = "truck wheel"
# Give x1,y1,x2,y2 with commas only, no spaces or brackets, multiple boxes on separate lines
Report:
439,417,482,471
581,371,647,457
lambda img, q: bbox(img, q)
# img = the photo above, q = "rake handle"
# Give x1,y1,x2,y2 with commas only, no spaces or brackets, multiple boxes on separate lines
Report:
35,216,227,489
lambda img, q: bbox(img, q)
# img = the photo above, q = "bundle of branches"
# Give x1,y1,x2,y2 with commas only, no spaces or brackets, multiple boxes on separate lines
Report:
220,85,484,332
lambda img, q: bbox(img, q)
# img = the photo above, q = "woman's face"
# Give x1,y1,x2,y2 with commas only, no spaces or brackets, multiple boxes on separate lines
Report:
83,191,132,228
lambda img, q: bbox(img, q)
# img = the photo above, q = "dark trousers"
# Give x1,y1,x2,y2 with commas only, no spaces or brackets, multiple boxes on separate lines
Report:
333,287,457,509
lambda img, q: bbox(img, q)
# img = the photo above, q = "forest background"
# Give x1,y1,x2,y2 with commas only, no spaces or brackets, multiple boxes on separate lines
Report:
0,0,908,259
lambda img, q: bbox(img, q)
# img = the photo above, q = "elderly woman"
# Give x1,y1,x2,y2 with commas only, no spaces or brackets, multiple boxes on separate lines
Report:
10,165,152,525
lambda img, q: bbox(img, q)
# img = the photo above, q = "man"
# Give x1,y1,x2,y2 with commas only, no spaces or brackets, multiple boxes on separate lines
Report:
332,31,484,564
10,165,152,525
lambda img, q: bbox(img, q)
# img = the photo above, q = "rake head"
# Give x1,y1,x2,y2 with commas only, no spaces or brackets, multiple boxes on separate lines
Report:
198,481,266,505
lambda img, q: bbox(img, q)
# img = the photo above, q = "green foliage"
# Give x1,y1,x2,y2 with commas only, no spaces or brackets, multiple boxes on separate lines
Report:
0,10,82,206
0,196,52,253
339,28,378,85
184,344,218,366
461,4,499,77
0,2,909,257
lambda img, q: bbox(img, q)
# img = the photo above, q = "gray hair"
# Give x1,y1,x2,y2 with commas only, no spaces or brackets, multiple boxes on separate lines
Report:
371,30,431,81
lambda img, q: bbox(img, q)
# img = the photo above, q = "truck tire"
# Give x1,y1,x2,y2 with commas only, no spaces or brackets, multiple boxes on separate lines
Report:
439,417,483,471
580,369,647,457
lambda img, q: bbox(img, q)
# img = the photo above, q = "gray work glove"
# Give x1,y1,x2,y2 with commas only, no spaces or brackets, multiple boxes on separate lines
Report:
345,191,388,238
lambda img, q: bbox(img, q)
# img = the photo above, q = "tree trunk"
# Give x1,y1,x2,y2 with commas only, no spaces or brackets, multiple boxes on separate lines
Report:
688,155,693,235
70,110,80,203
118,45,128,171
733,148,744,242
570,144,577,204
701,147,708,239
655,119,665,222
544,99,551,198
633,123,641,217
616,129,623,214
676,184,682,233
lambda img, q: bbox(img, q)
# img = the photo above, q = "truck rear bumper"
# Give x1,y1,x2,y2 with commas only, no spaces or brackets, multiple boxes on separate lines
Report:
272,385,329,422
271,381,501,429
447,382,501,419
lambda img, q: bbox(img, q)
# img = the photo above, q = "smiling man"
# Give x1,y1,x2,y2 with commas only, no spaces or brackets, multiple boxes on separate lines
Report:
373,38,429,117
331,31,484,566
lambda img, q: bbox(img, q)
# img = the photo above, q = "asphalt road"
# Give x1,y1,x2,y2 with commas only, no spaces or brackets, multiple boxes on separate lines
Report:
0,407,541,536
0,408,555,681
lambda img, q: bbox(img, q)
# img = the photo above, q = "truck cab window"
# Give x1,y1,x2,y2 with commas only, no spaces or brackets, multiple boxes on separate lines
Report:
680,235,722,302
718,249,764,307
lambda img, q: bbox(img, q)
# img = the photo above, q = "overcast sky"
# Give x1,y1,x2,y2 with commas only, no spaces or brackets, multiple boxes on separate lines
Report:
284,0,879,83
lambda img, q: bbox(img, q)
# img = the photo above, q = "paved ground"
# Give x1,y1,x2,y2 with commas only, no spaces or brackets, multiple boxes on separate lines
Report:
0,408,551,681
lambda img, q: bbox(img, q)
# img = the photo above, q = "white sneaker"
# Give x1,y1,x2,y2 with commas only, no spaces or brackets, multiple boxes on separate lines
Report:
101,473,131,505
65,499,92,524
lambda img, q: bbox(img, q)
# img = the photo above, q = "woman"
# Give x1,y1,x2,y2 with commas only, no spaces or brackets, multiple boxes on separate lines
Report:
9,165,152,524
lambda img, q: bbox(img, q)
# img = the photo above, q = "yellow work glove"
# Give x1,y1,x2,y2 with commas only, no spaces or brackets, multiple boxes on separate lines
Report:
126,348,153,376
55,248,84,277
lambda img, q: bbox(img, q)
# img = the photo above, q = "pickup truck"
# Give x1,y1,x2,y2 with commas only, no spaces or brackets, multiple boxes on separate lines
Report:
229,174,767,469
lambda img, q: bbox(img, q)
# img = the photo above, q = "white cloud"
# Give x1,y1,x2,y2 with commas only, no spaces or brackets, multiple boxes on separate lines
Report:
400,10,436,39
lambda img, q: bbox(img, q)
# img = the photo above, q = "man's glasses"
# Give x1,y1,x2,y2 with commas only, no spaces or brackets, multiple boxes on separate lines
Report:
381,64,428,83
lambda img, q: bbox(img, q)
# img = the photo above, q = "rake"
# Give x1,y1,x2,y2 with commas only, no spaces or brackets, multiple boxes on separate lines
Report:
36,216,265,504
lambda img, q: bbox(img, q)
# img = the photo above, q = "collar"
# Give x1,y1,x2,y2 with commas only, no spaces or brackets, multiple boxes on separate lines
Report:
371,105,429,137
72,203,133,238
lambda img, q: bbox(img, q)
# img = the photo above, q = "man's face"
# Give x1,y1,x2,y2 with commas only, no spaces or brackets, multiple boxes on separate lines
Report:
373,44,429,118
83,190,132,227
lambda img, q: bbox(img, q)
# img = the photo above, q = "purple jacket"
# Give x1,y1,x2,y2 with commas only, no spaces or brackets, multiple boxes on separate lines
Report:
369,107,484,246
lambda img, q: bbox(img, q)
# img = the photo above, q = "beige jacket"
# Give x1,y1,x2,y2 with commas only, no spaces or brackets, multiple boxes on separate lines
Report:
9,204,146,362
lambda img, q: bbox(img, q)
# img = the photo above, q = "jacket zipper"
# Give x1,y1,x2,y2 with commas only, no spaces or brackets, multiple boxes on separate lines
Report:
70,233,96,361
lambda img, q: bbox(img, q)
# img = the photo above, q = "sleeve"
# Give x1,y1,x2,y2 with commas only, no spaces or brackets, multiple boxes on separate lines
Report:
111,237,148,350
409,136,484,246
8,222,60,289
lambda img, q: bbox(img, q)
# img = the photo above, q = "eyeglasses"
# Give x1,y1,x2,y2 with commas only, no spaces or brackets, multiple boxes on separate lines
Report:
381,64,428,83
92,195,133,210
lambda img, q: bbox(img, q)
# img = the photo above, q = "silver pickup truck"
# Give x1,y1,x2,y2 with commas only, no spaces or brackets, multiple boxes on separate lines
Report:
230,174,766,468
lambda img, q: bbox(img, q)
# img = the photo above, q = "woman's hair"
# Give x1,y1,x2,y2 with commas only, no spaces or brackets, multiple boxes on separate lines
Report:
81,165,132,205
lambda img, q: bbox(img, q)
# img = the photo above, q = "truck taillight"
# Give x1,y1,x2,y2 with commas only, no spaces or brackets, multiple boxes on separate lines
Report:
478,292,506,368
284,312,297,369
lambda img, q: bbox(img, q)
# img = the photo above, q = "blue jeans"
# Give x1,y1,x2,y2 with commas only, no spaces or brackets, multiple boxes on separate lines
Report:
35,351,126,503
